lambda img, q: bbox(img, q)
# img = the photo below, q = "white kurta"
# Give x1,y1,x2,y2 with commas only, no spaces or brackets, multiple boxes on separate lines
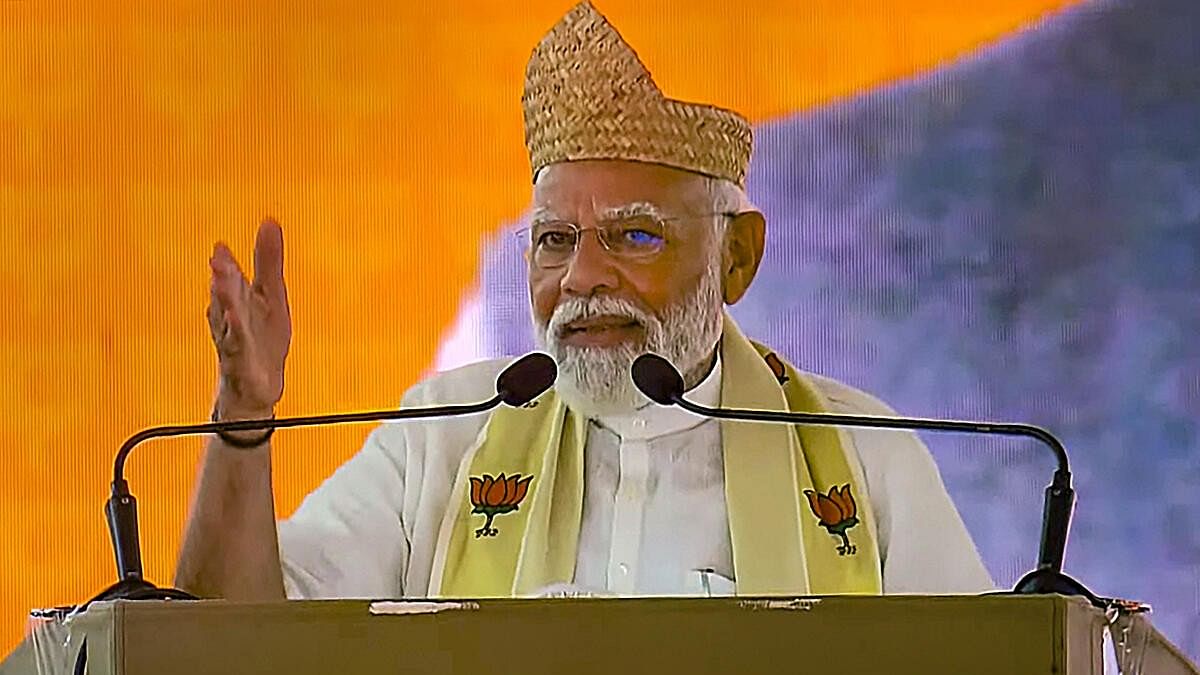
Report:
277,357,995,598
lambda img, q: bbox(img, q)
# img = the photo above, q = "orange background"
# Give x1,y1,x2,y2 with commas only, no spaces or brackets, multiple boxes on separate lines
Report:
0,0,1078,654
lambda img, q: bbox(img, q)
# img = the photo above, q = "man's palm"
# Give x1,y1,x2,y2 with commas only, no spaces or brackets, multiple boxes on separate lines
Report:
207,220,291,419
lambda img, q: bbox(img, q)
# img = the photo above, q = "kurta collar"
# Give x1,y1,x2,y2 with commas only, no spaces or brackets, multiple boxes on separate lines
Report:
591,352,722,441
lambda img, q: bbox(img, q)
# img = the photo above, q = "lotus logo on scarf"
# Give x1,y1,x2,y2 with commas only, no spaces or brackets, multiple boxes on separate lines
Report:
469,473,533,538
804,484,860,556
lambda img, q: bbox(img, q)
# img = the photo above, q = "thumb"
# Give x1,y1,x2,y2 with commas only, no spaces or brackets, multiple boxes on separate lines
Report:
253,218,285,295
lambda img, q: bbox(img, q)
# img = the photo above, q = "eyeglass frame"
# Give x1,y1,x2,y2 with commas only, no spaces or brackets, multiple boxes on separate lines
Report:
514,210,741,269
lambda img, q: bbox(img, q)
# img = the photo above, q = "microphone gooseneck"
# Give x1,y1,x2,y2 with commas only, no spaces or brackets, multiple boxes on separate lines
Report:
630,353,1097,606
102,352,556,598
111,398,507,486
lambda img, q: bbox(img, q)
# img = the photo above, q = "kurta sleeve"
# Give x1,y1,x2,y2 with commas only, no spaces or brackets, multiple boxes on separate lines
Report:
855,424,997,593
276,414,413,599
817,377,996,594
274,359,510,599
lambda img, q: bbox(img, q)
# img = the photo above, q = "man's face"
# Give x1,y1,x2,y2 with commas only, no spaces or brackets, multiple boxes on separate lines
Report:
528,160,727,416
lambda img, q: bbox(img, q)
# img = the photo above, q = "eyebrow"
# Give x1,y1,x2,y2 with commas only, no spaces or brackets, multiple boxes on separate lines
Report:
530,201,665,224
529,206,560,225
595,201,663,220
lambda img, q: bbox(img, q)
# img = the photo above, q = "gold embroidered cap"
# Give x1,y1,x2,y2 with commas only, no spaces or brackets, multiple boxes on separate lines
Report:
523,1,752,187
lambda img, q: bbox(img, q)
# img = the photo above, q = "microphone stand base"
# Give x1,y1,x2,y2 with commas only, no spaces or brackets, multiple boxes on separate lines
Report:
1013,568,1103,607
85,577,198,604
69,579,197,675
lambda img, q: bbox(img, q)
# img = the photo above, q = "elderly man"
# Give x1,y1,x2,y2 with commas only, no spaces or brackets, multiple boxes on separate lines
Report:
176,1,992,600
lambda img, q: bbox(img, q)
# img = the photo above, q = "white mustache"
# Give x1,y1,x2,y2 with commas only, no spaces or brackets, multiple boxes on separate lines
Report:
545,296,656,342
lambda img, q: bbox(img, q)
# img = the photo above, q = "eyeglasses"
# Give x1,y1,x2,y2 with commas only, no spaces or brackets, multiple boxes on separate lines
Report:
516,211,738,269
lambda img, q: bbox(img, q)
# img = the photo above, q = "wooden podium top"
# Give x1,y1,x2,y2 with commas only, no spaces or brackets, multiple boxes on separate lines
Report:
10,594,1109,674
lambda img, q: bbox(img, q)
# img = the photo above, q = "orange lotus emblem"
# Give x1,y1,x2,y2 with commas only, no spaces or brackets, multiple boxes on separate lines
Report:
804,484,860,556
469,473,533,538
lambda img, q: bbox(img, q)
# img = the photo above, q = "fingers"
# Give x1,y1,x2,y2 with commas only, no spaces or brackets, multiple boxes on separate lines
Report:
212,241,248,284
209,242,250,355
211,243,249,311
208,248,228,343
252,218,286,298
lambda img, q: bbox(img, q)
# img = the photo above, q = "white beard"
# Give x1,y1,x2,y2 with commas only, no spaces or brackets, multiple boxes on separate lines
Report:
533,265,724,419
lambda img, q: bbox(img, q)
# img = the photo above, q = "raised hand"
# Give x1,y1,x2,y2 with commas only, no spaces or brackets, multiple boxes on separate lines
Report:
207,219,292,421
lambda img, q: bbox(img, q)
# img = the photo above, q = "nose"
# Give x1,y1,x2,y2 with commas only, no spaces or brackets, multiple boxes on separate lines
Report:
560,228,619,297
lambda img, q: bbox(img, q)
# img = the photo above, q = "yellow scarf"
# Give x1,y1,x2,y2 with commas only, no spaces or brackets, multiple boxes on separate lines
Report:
429,314,881,597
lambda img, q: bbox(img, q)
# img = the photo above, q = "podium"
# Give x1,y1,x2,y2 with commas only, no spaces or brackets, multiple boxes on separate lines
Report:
7,594,1158,674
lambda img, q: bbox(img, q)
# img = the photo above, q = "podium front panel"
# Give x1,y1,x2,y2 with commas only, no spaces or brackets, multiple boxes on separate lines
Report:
72,595,1105,675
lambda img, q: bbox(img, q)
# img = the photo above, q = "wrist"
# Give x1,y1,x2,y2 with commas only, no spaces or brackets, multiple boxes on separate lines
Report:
213,387,276,422
214,402,275,422
210,402,276,448
214,374,280,422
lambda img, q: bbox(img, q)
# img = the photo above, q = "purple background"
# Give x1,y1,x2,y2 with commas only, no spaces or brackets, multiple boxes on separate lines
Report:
468,0,1200,655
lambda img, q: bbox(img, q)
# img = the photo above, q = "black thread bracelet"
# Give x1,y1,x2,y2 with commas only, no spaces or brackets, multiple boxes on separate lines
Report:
210,405,276,448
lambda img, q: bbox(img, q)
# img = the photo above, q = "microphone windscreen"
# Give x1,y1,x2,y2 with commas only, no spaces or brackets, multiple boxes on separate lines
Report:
631,353,684,405
496,353,558,406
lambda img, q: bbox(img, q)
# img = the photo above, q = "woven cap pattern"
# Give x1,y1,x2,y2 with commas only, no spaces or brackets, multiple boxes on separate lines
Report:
523,2,752,187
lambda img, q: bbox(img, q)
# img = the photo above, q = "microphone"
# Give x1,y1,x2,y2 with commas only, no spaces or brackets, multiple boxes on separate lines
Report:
631,353,1098,605
96,352,557,602
496,351,558,407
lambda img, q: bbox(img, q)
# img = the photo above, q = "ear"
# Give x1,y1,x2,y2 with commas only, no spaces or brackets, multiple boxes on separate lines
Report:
721,210,765,305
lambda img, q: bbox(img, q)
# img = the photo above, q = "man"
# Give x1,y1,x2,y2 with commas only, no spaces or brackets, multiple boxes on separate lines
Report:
176,1,992,600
